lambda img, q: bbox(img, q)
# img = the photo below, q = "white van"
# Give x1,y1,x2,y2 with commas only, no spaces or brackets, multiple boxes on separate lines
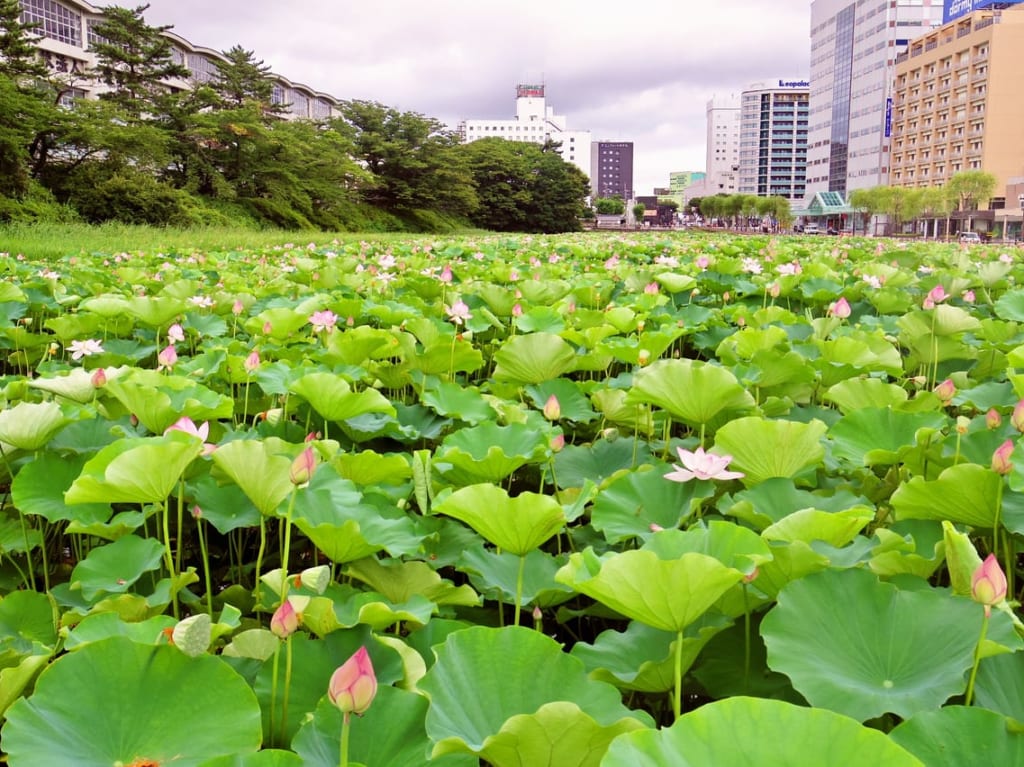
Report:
803,223,821,235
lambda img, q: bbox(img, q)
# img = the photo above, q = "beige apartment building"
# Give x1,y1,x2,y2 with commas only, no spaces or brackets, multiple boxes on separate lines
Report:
889,5,1024,237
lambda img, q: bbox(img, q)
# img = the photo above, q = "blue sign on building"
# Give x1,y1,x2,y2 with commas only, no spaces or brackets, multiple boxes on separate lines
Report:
944,0,1024,24
884,98,892,138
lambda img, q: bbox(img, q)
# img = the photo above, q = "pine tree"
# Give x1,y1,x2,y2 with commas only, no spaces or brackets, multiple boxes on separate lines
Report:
211,45,283,113
0,0,48,81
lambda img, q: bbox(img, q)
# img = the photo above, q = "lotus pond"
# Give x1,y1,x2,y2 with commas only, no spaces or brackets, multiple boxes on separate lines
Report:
1,232,1024,765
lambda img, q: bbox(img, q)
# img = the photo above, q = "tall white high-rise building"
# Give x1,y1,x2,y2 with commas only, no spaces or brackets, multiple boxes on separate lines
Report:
738,80,810,199
457,85,592,181
805,0,943,201
704,95,742,194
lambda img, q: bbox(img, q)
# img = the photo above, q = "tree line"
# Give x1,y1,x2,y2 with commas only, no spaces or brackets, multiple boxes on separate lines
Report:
690,194,795,231
0,2,590,233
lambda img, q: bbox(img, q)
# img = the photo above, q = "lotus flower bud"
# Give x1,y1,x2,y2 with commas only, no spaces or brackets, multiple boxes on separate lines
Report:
543,395,561,421
933,379,955,404
956,416,970,435
157,344,177,371
289,446,316,486
971,554,1008,615
992,439,1014,475
1012,400,1024,432
328,646,377,716
270,599,298,639
91,368,107,388
987,408,1003,430
232,299,244,316
549,433,565,452
244,350,260,373
830,297,851,319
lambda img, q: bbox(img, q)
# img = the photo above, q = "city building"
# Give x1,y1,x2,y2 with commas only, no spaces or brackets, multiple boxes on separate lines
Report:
457,85,592,181
590,141,634,201
667,171,705,207
805,0,943,202
704,95,741,194
18,0,342,118
890,3,1024,237
738,80,810,199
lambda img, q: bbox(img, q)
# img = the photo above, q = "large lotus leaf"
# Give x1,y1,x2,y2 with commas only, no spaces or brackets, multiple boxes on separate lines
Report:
421,379,497,425
199,751,304,767
289,371,395,422
492,332,578,383
713,417,827,485
436,422,548,484
0,654,49,721
28,365,128,403
929,303,984,336
11,451,111,525
868,521,946,580
2,636,262,766
823,377,909,414
624,358,755,429
816,333,905,377
345,556,478,608
890,706,1024,767
891,463,1001,527
0,401,70,451
409,338,484,377
896,312,975,365
457,546,575,608
974,652,1024,724
69,535,166,600
65,430,204,505
323,324,395,366
762,508,874,547
590,466,714,543
716,325,790,363
725,477,871,530
762,568,980,722
420,626,651,759
828,408,947,466
0,590,58,657
189,472,262,534
554,436,653,488
211,439,293,516
302,591,435,633
993,289,1024,321
433,483,565,556
78,293,131,318
525,378,599,423
601,696,922,767
247,307,311,340
555,549,744,633
572,614,731,693
292,687,475,767
63,611,177,651
334,450,412,486
125,295,189,326
104,370,234,434
642,522,771,574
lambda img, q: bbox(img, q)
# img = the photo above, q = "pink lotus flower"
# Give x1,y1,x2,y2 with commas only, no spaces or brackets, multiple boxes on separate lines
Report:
69,339,104,361
445,300,472,326
329,646,377,716
549,433,565,452
971,554,1007,615
987,408,1002,430
992,439,1014,475
167,323,185,344
923,284,947,310
164,416,216,456
270,599,299,639
290,446,317,485
543,395,561,421
829,297,852,319
695,255,710,270
309,310,338,333
933,378,955,404
244,350,260,373
644,282,659,295
439,264,453,284
232,299,244,316
157,344,177,371
665,446,744,482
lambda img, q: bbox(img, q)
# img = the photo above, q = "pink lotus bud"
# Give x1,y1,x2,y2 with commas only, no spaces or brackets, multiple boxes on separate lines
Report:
439,264,453,284
992,439,1014,475
192,505,202,519
549,433,565,452
1012,401,1024,432
244,350,260,373
768,282,780,299
167,323,185,344
971,554,1008,615
830,297,851,319
649,523,665,532
987,408,1003,430
543,395,561,421
232,299,244,316
263,321,273,335
962,289,976,304
924,285,947,309
91,368,107,388
157,344,177,371
933,379,955,404
512,303,523,317
270,599,299,639
289,446,316,485
644,282,659,295
328,646,377,716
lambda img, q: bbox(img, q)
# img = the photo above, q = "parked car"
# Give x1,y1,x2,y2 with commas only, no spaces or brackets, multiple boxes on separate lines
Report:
959,231,982,244
803,223,821,235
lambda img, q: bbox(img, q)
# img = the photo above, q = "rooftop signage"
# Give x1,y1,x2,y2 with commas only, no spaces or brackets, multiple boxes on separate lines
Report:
944,0,1023,24
517,84,545,98
778,79,810,88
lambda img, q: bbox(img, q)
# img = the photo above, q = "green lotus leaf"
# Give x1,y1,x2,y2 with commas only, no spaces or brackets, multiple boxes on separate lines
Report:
625,358,755,430
211,439,293,516
457,546,575,608
189,472,262,534
11,452,111,525
69,535,166,600
716,325,790,363
302,591,436,633
815,334,904,383
345,557,479,608
762,568,980,721
247,306,311,340
654,271,697,294
420,379,497,424
572,614,731,693
590,466,714,543
289,371,395,422
293,687,475,767
762,508,874,547
103,369,234,434
890,706,1024,767
891,463,1001,527
725,477,870,529
824,378,910,414
555,549,743,632
868,520,946,579
433,483,565,556
125,295,189,326
222,628,279,662
492,332,577,383
199,750,305,767
78,293,131,318
65,430,204,505
828,408,947,466
930,303,984,336
554,436,652,489
0,401,70,452
518,279,572,305
601,696,922,766
0,654,49,721
420,626,651,761
0,590,58,655
513,305,566,333
28,365,126,403
435,422,548,484
993,289,1024,321
63,611,176,651
333,450,412,486
713,417,827,485
2,637,262,766
525,377,599,423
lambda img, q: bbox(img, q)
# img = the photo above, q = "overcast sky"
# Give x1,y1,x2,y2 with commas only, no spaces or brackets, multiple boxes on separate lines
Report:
141,0,812,196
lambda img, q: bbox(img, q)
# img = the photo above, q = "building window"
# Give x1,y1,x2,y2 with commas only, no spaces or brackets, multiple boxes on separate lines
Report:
21,0,82,46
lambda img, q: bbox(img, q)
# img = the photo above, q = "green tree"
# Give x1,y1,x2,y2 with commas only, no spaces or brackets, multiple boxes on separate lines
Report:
948,170,998,232
595,196,625,215
88,4,190,121
848,187,885,235
0,75,49,197
919,185,956,239
210,45,281,113
632,202,645,227
0,0,48,81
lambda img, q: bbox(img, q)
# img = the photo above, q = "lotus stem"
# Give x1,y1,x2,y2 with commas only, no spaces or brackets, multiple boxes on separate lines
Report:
242,379,251,426
175,480,185,578
160,501,179,619
993,480,1004,569
255,516,267,599
964,610,990,706
18,511,37,591
339,711,351,767
280,486,299,601
743,582,752,694
673,629,684,721
196,514,214,616
513,554,526,627
281,634,294,746
269,640,281,746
